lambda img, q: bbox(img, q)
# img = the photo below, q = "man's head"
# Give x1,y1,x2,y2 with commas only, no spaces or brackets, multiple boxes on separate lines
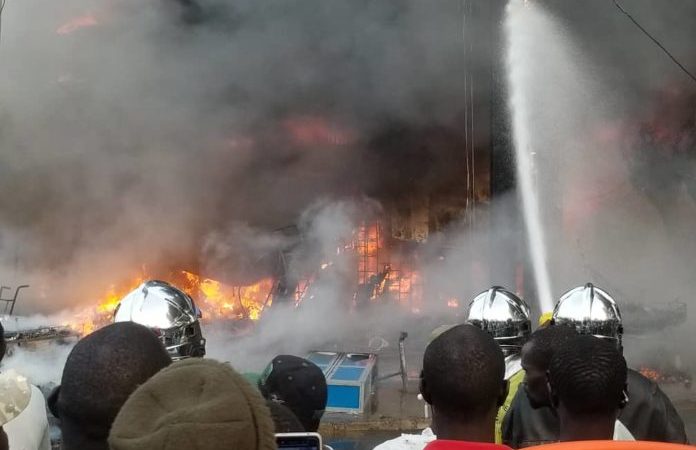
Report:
548,335,628,438
109,358,277,450
466,287,531,357
553,283,623,352
420,324,507,441
521,325,578,408
258,355,327,432
48,322,171,447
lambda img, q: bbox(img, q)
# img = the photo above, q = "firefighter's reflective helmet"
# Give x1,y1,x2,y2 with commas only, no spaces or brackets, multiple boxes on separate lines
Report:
466,286,531,356
552,283,623,349
114,280,206,359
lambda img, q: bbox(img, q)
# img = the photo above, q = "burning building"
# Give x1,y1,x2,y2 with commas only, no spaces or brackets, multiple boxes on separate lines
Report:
0,0,532,334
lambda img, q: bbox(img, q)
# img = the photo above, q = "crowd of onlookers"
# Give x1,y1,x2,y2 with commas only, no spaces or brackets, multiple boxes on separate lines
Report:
0,284,692,450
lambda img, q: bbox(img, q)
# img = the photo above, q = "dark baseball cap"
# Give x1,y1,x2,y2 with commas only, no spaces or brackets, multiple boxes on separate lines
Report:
258,355,327,431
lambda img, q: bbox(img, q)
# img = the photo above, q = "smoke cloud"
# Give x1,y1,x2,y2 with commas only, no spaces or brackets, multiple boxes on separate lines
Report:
0,0,482,314
1,0,696,384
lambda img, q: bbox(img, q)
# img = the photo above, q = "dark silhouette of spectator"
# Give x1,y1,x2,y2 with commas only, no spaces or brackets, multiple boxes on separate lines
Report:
258,355,327,432
266,400,304,433
548,335,628,442
47,322,171,450
109,358,276,450
521,326,578,409
420,324,511,450
0,427,8,450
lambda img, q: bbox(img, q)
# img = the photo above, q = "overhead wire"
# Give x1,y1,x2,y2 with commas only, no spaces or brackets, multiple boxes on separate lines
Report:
612,0,696,84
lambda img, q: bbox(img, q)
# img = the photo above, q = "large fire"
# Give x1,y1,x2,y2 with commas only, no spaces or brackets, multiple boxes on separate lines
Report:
68,220,445,336
67,271,274,336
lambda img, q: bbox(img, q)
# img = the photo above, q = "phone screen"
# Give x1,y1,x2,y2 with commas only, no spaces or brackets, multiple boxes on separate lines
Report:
276,433,322,450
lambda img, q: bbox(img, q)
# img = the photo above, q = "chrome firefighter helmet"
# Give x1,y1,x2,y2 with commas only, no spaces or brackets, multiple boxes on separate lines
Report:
113,280,206,359
552,283,623,349
466,286,531,356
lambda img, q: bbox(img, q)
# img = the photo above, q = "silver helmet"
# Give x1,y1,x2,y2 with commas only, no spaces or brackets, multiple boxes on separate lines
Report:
466,286,531,356
552,283,623,348
113,280,206,359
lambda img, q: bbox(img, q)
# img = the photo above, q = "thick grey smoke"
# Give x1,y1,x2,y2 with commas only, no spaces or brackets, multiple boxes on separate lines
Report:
0,0,473,312
1,0,696,381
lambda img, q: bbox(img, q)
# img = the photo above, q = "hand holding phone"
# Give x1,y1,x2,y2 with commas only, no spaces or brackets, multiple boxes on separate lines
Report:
275,432,322,450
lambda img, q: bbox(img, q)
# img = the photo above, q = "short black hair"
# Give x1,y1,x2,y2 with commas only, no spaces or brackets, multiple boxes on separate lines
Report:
52,322,171,439
549,335,627,415
525,325,578,369
422,324,505,419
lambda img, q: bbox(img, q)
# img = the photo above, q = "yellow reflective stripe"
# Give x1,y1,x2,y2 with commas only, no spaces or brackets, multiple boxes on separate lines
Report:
495,369,525,444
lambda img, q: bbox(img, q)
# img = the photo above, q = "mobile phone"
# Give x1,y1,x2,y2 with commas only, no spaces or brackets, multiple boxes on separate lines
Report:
275,432,323,450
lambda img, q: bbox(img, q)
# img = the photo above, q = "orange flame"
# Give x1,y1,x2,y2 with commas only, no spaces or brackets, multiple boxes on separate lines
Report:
67,271,274,336
180,271,273,321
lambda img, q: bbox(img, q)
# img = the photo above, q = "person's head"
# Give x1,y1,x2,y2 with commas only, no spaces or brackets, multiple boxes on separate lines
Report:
109,358,277,450
552,283,623,352
548,335,628,441
420,324,507,442
521,325,578,408
258,355,327,432
466,286,531,357
48,322,171,449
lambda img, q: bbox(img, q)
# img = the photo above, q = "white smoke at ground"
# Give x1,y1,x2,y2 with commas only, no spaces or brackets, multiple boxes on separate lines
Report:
197,198,417,373
1,343,73,388
504,0,696,371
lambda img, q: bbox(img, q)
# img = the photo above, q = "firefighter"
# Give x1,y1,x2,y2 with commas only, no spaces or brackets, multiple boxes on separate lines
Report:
466,287,531,444
502,283,688,448
372,287,530,450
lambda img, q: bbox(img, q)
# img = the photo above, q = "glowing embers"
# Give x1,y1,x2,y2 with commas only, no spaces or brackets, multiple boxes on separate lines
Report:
638,366,692,388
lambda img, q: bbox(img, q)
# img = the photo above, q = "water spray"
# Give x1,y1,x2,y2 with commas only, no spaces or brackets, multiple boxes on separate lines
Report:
504,0,554,313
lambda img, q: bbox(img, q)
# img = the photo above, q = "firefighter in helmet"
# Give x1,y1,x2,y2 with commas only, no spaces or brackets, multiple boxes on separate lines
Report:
502,283,688,448
114,280,206,360
375,287,531,450
466,286,531,444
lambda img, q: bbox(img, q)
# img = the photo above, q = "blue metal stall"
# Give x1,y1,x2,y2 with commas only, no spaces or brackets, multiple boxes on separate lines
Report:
307,351,378,414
